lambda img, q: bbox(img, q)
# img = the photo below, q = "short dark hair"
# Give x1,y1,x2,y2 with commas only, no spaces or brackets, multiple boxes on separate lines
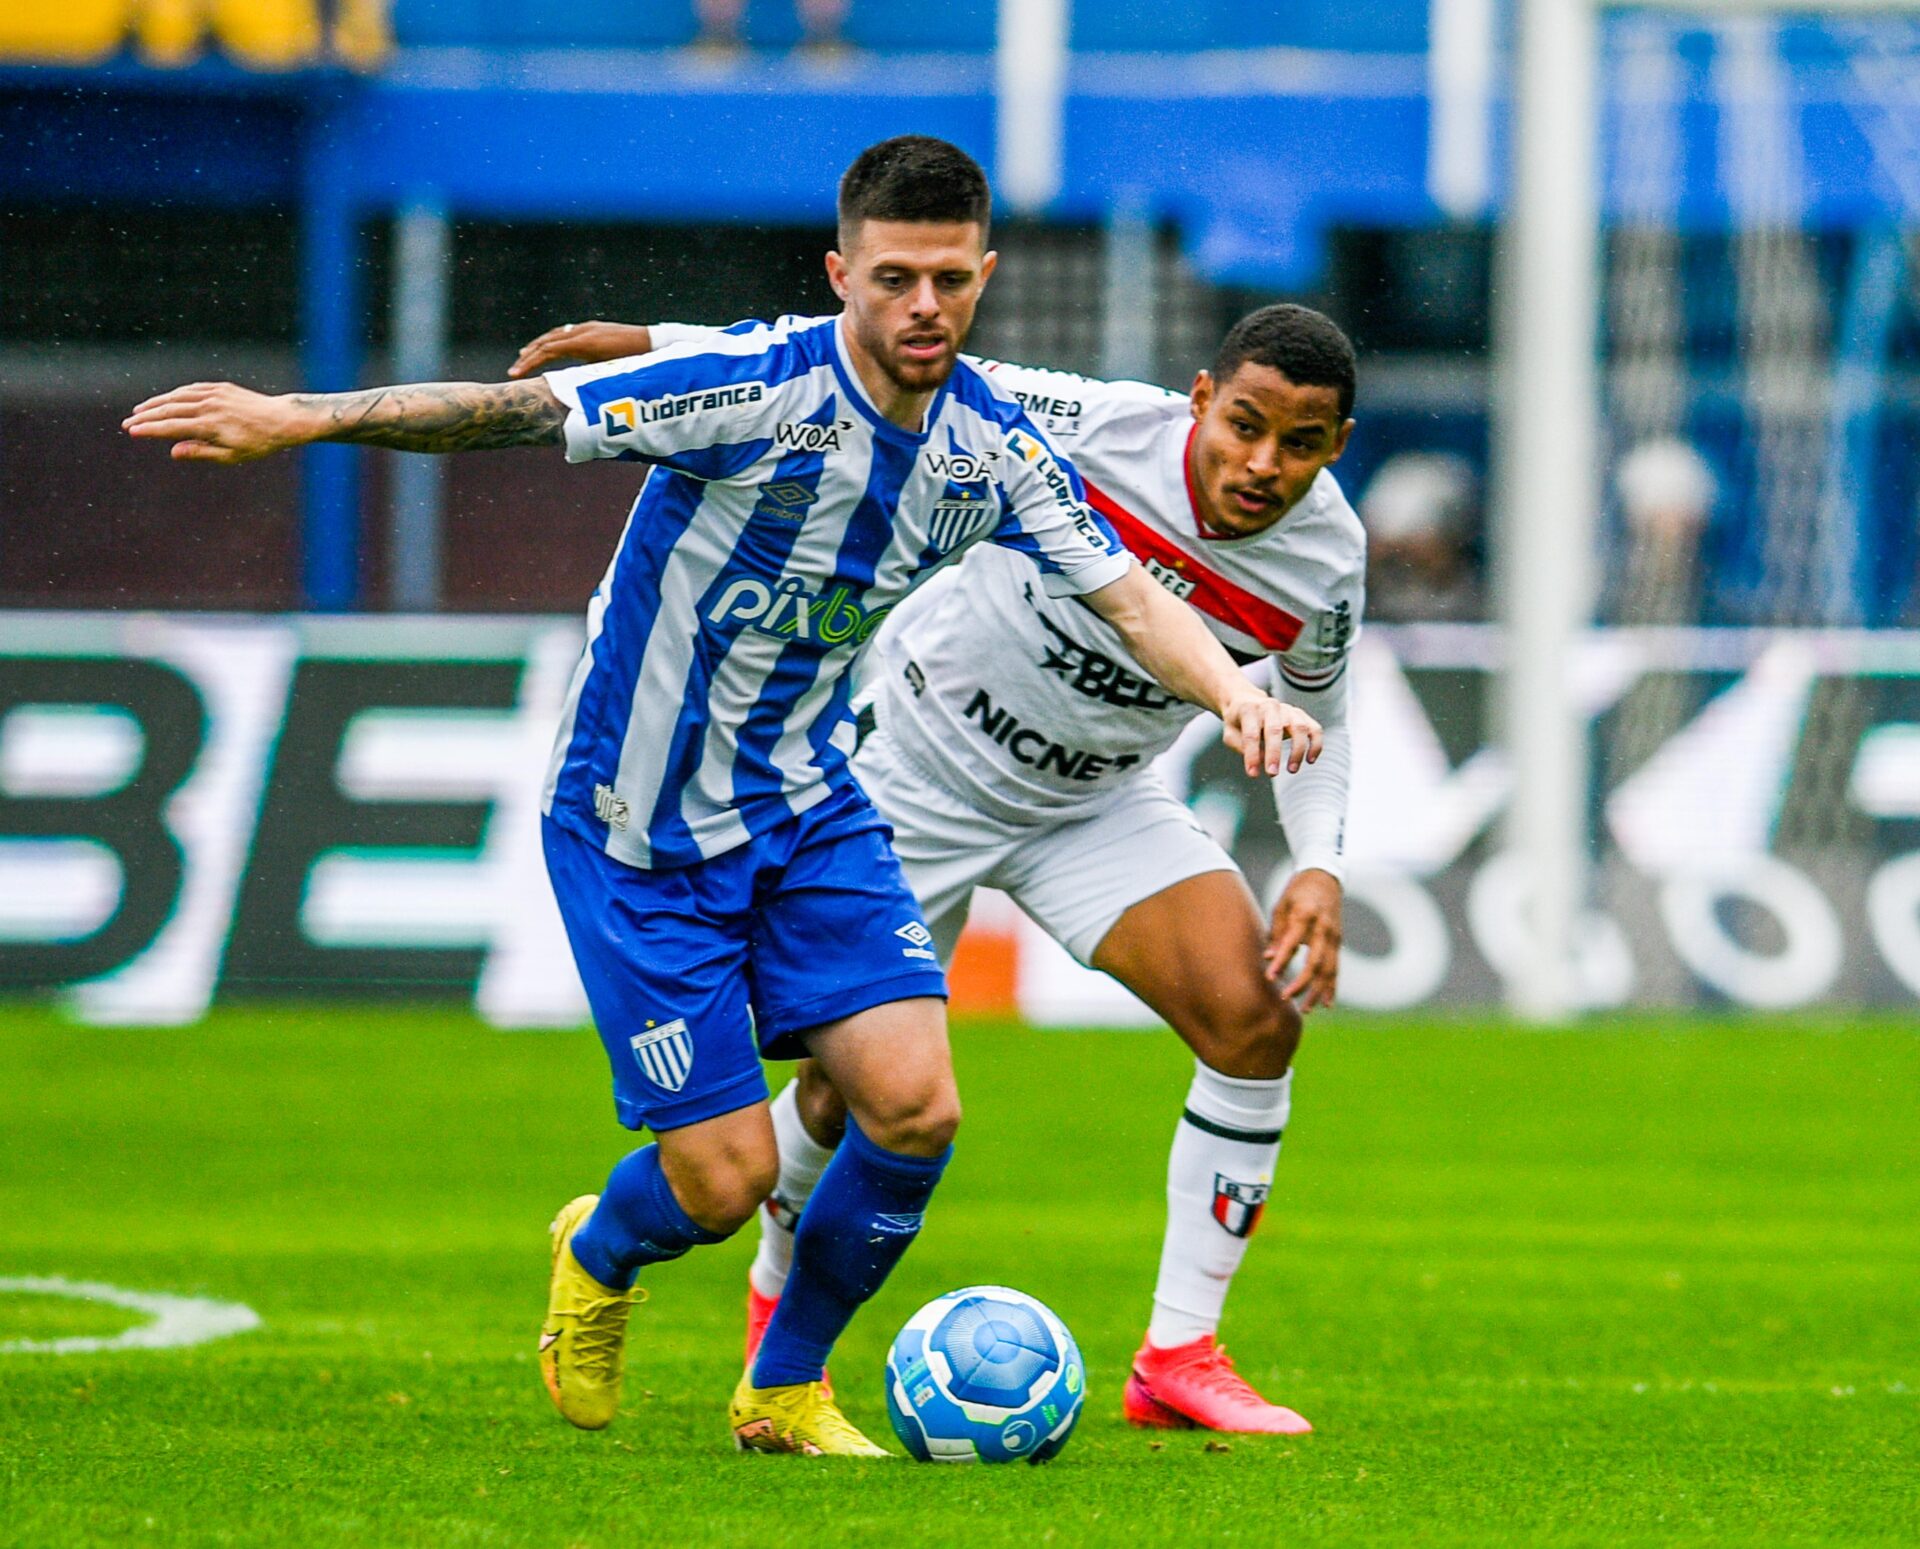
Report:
837,136,991,245
1213,304,1357,419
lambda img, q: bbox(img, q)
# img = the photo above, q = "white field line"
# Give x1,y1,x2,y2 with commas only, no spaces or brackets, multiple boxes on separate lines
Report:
0,1275,261,1354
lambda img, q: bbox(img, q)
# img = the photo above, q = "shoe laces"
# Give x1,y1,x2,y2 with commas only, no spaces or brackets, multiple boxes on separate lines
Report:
764,1382,873,1453
1179,1341,1265,1405
568,1289,638,1380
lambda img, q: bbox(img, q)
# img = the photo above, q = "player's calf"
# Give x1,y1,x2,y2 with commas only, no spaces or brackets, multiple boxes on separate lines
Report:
751,999,956,1389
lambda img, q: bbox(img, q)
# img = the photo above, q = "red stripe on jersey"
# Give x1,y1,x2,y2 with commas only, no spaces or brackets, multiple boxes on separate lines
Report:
1083,479,1304,652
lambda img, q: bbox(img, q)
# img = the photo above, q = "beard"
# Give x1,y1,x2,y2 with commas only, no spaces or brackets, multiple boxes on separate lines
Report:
850,313,960,394
885,349,955,391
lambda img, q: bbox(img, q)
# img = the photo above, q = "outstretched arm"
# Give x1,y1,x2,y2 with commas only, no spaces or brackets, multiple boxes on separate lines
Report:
1082,563,1322,778
124,379,566,464
509,321,658,378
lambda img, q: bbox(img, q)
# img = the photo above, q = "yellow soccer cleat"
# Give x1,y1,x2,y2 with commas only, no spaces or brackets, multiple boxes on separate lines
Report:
539,1194,638,1430
729,1371,891,1457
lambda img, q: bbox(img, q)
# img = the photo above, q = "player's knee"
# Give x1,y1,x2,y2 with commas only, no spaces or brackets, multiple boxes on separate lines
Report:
672,1150,779,1237
1186,984,1300,1079
795,1061,849,1147
860,1083,962,1157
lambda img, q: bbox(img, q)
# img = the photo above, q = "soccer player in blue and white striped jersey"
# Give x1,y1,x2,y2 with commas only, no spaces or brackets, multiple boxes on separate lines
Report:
126,136,1322,1455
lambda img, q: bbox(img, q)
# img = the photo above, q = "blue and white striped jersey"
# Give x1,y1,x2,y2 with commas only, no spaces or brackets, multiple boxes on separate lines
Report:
539,313,1131,870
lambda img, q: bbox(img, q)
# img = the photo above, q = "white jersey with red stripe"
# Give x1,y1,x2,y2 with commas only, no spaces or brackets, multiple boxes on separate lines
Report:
868,358,1364,829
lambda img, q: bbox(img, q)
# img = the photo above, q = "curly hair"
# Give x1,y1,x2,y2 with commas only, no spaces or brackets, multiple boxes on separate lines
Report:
1214,304,1357,419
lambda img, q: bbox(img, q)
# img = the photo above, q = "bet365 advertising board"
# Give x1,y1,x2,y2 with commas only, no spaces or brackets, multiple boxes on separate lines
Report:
2,612,1917,1025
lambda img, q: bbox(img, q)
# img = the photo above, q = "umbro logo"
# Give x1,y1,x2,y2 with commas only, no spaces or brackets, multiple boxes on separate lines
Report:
754,478,822,525
894,921,937,961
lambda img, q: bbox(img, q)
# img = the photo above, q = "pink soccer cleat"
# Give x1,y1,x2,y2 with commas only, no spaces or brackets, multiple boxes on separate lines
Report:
743,1280,831,1398
744,1281,778,1369
1123,1335,1314,1435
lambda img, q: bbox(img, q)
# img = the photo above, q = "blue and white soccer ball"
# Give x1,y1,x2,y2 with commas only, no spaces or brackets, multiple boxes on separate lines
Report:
884,1286,1084,1464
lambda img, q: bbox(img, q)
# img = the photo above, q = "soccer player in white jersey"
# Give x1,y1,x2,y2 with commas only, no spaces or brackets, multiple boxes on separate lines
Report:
125,137,1322,1456
511,300,1364,1435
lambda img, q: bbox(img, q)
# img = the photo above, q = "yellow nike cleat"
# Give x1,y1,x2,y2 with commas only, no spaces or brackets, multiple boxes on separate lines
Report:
539,1194,639,1430
729,1371,891,1457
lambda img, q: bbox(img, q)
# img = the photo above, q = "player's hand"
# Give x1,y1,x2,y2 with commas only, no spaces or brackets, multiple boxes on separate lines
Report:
508,321,655,378
1219,691,1322,777
122,383,310,464
1264,867,1342,1010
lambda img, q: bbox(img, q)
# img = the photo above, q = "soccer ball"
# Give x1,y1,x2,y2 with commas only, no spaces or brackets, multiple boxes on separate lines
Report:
884,1286,1084,1463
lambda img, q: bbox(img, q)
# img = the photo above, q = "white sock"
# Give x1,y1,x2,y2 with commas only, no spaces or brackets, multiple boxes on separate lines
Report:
1146,1062,1292,1349
747,1079,837,1298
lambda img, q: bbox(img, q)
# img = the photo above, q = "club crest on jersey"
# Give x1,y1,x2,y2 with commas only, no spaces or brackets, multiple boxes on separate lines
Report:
1143,554,1197,600
1211,1175,1269,1239
927,488,996,555
630,1018,694,1093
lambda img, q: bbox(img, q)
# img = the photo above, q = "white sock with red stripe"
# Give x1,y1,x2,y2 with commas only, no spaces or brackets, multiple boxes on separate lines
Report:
748,1079,836,1299
1146,1062,1291,1350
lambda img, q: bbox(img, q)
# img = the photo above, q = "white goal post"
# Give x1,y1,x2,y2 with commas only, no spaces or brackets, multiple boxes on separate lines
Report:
1495,0,1920,1021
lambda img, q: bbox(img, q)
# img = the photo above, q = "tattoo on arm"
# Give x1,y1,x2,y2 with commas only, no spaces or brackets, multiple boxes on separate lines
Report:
290,381,567,453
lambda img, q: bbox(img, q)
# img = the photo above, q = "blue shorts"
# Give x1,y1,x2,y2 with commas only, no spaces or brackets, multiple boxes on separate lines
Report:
542,782,949,1133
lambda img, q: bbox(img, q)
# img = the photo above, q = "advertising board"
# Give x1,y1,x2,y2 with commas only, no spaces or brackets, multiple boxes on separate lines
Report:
4,613,1916,1025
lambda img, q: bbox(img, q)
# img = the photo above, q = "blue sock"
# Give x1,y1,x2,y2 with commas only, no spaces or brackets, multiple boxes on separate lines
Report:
569,1144,725,1291
751,1118,950,1388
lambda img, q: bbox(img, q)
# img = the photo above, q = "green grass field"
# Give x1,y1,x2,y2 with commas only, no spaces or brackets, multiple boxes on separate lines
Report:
2,1006,1916,1547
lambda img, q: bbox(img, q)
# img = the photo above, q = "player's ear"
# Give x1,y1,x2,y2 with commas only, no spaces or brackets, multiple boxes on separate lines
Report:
825,249,851,302
978,249,998,288
1327,418,1355,463
1190,371,1214,420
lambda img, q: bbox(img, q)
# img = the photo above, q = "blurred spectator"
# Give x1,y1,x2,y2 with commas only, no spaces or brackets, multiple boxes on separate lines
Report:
1614,436,1715,625
694,0,850,57
1359,451,1483,621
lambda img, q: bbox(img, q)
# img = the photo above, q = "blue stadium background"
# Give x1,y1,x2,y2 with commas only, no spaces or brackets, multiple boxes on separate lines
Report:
3,3,1918,624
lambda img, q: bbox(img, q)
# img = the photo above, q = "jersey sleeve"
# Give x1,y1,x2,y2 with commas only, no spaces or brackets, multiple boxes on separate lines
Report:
988,418,1132,598
1273,556,1364,698
543,318,806,480
1268,535,1365,880
964,357,1183,445
1270,670,1351,881
647,321,747,352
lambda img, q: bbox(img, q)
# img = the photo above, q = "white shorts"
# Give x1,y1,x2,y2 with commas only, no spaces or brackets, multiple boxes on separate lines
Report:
852,724,1238,965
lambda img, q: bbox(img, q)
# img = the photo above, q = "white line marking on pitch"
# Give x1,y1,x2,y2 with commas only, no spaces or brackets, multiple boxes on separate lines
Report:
0,1275,261,1354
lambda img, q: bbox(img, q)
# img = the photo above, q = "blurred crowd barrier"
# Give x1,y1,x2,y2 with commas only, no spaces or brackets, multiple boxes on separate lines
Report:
0,0,390,70
3,612,1915,1024
0,1,1428,64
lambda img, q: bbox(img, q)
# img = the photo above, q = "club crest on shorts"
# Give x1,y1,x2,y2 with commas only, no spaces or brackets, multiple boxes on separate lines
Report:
629,1018,693,1093
1211,1174,1269,1239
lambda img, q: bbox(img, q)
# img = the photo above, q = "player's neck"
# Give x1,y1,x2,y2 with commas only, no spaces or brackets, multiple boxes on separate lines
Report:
837,316,935,432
